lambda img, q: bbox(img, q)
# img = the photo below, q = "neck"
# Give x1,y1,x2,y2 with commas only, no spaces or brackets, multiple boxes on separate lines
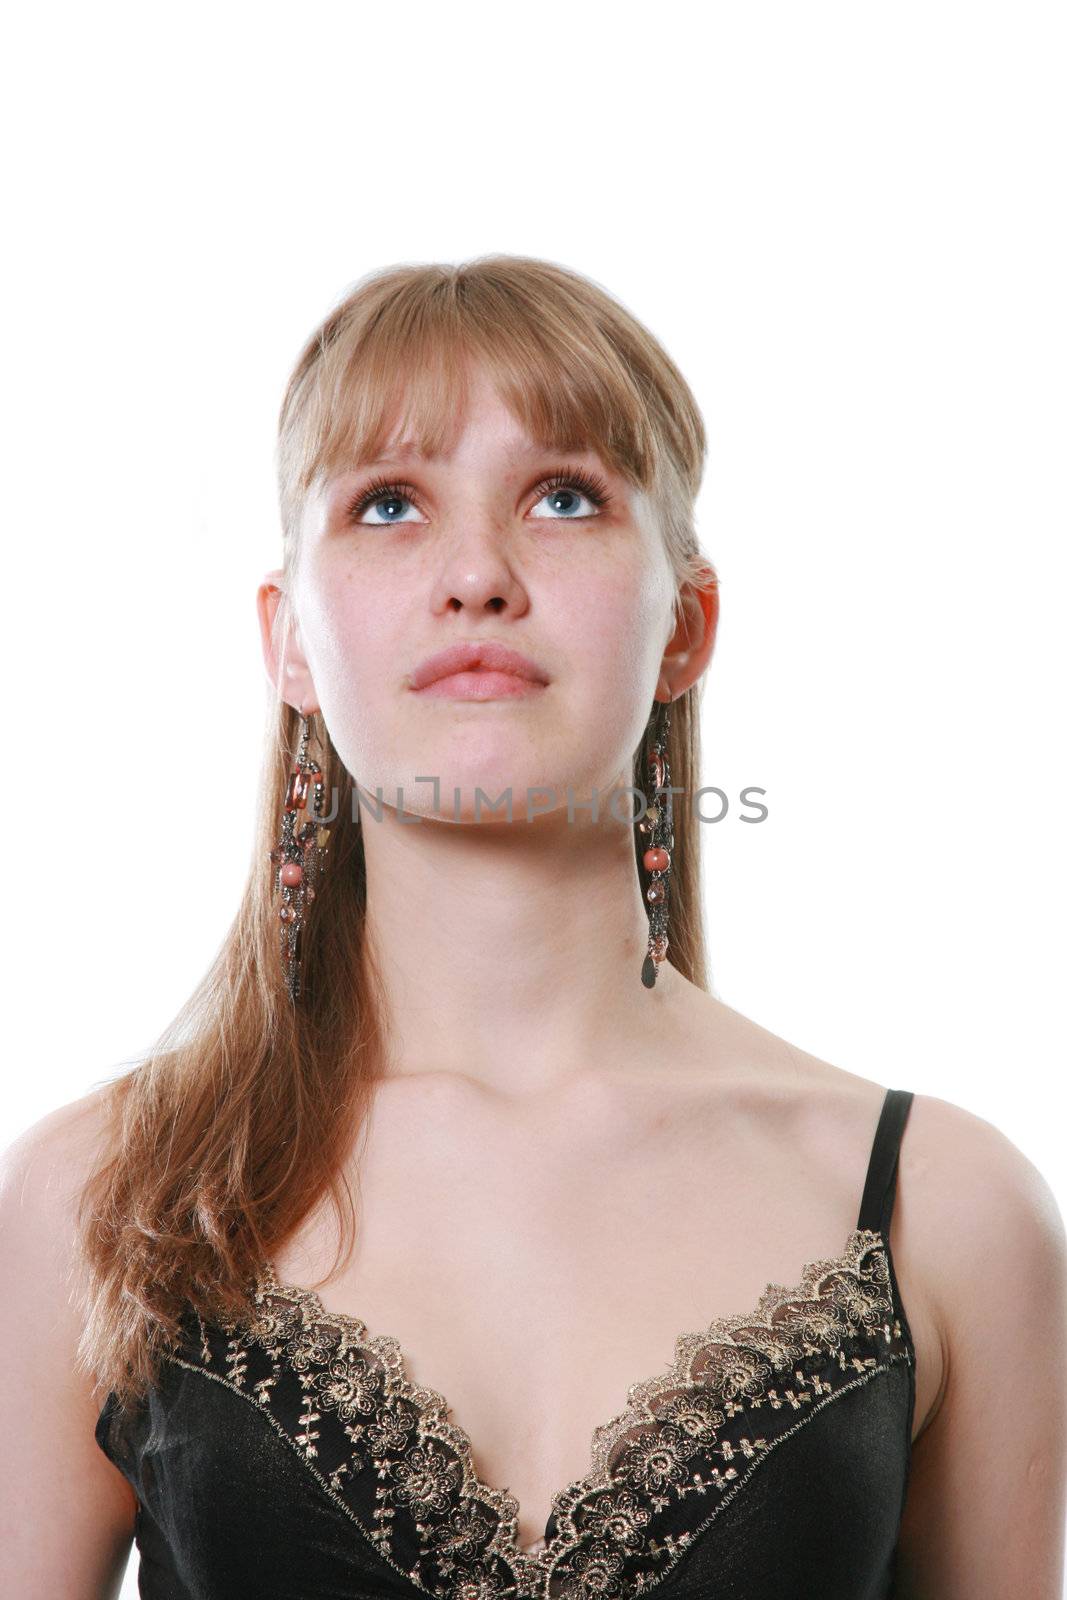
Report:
358,797,685,1095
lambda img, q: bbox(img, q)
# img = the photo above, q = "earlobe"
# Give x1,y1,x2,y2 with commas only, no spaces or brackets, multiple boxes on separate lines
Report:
256,570,320,715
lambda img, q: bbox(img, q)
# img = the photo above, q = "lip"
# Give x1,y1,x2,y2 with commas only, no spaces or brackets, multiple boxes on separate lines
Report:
410,640,550,694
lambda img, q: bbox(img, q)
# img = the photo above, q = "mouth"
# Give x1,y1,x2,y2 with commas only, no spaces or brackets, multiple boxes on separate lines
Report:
414,669,547,701
410,640,550,698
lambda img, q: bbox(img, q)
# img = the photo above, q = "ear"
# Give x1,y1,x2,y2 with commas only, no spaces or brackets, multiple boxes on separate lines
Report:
256,569,320,715
655,564,719,703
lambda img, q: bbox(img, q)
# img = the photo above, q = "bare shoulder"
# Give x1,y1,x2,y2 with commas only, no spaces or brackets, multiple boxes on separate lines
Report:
1,1084,118,1285
677,991,1066,1442
898,1089,1067,1329
901,1087,1062,1212
712,992,1064,1262
885,1094,1067,1589
1,1081,116,1186
0,1083,120,1379
684,995,1061,1262
0,1082,138,1597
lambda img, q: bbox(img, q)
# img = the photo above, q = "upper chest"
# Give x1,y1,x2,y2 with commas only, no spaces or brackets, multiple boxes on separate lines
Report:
265,1070,938,1555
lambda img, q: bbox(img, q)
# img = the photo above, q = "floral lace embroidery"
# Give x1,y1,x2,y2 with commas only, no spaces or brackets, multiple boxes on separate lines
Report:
173,1227,913,1599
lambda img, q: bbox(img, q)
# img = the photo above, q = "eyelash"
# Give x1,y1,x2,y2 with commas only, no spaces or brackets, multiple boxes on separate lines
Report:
529,468,612,513
344,467,613,522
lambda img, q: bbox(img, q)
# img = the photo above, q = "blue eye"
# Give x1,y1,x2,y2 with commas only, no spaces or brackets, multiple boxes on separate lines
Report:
347,479,425,525
527,468,612,520
529,484,600,519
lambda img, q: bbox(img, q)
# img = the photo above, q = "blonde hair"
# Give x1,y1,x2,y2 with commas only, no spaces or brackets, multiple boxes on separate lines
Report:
76,254,717,1409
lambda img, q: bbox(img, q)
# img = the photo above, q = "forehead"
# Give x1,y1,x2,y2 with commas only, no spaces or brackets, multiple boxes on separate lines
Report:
334,338,644,466
327,375,612,480
364,389,538,461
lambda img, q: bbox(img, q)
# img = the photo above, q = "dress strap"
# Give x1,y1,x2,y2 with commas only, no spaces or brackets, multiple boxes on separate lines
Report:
856,1087,914,1235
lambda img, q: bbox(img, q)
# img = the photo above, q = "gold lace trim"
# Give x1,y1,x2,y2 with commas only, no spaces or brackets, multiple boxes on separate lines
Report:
193,1225,911,1598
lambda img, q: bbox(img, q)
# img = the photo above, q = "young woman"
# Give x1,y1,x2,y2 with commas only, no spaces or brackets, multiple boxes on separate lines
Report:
3,255,1064,1599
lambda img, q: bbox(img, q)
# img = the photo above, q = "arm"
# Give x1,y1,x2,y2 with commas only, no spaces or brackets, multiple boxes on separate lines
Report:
0,1092,137,1599
895,1099,1067,1597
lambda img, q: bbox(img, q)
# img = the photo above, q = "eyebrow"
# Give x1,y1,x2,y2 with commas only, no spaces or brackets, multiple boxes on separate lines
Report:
363,441,424,464
337,441,609,474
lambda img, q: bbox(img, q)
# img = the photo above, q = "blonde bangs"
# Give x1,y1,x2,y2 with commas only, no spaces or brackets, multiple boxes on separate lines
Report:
276,256,705,543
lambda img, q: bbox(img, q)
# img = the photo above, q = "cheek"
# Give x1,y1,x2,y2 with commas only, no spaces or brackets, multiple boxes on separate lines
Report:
551,565,674,761
566,563,672,685
306,583,372,685
295,566,402,747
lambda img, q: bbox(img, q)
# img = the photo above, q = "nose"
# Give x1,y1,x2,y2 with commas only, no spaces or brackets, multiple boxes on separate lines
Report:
429,519,531,617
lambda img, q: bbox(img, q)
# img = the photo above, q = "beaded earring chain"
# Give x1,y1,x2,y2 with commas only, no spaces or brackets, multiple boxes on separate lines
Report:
269,711,333,1002
639,697,674,988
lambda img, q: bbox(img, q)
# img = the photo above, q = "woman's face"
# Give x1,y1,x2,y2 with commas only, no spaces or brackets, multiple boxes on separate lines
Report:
269,366,686,824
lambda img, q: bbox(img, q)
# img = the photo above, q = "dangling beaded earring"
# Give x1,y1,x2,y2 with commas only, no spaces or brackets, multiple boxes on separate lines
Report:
269,710,333,1003
638,696,674,988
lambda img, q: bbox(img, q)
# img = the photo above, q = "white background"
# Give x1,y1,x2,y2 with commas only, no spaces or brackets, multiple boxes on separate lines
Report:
1,5,1064,1594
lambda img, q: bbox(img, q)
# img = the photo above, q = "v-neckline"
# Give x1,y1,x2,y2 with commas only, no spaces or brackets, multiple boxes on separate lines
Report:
253,1223,892,1567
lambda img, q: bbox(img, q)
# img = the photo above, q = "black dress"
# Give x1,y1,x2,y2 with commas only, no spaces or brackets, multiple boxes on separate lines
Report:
96,1087,917,1598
